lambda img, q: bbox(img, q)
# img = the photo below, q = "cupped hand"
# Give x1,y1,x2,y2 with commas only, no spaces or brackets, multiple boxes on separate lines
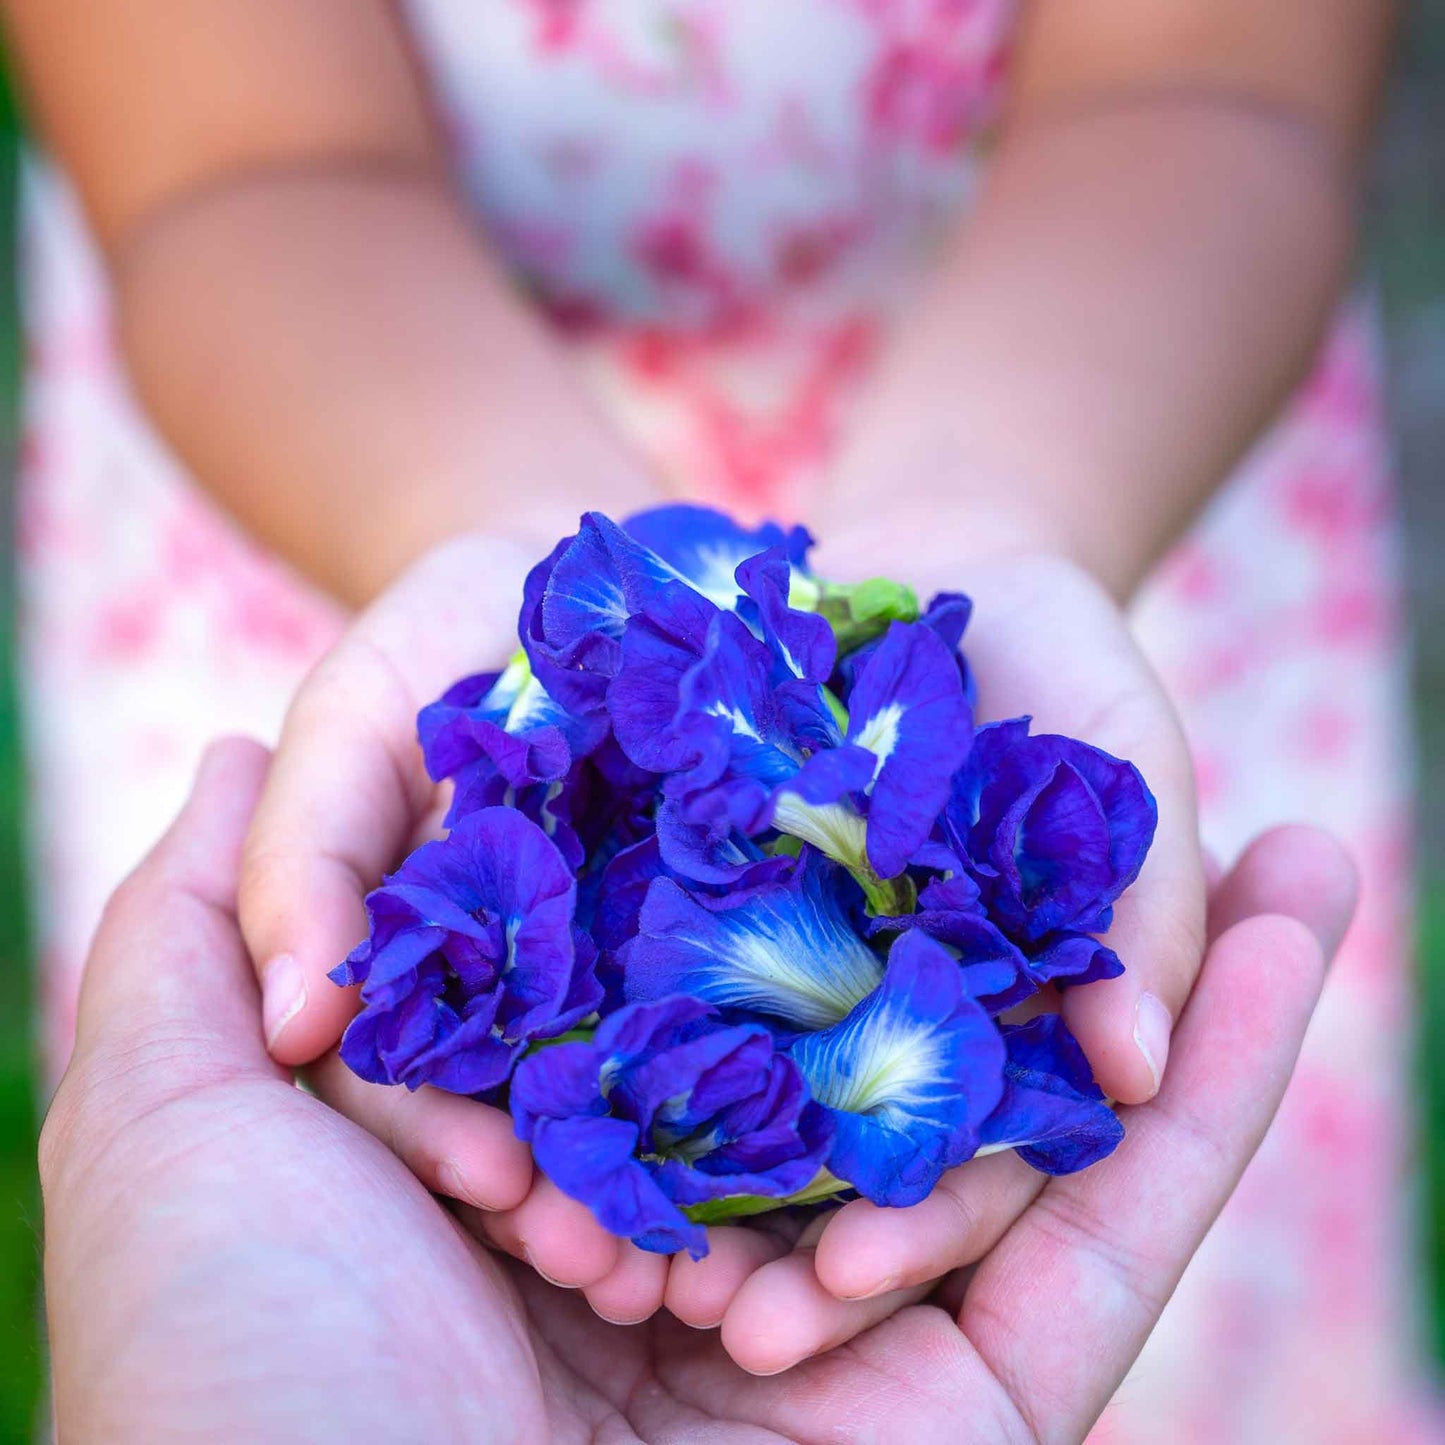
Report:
235,533,628,1288
44,739,1350,1442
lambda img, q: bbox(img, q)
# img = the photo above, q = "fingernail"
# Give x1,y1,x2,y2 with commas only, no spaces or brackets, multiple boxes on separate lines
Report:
1133,992,1172,1097
837,1274,900,1302
523,1249,578,1290
262,954,307,1049
437,1160,482,1209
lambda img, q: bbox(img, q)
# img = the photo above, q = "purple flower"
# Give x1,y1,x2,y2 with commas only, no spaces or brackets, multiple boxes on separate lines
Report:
330,808,600,1095
942,719,1157,943
511,995,834,1257
788,930,1007,1206
979,1013,1124,1174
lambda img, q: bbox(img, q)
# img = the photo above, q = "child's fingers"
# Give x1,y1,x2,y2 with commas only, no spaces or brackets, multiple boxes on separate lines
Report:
236,535,532,1068
307,1051,533,1212
1204,823,1358,954
960,911,1328,1442
583,1243,670,1326
720,1251,931,1376
72,737,277,1075
471,1175,620,1289
665,1225,794,1329
811,1150,1043,1303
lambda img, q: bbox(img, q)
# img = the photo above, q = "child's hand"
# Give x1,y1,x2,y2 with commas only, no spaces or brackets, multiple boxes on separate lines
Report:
236,535,547,1224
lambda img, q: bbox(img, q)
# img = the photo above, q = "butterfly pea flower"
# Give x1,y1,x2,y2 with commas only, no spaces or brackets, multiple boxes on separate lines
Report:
633,599,971,905
621,849,884,1031
510,995,834,1258
519,505,814,715
979,1013,1125,1174
330,808,601,1096
788,930,1007,1207
943,718,1158,944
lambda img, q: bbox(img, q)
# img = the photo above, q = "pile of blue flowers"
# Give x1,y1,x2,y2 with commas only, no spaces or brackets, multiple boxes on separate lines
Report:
331,506,1157,1256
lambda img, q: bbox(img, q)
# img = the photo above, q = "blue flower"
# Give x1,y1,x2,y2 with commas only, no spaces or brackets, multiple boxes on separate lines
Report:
788,930,1006,1206
510,995,833,1257
620,849,883,1031
519,506,814,715
943,719,1157,942
979,1013,1124,1174
418,655,607,826
331,808,600,1095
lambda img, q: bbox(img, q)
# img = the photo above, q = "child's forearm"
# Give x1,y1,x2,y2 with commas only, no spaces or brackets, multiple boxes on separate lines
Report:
823,94,1358,600
115,164,657,606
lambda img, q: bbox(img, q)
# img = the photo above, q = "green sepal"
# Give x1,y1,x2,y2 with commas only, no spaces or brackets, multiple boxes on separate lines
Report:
816,576,920,654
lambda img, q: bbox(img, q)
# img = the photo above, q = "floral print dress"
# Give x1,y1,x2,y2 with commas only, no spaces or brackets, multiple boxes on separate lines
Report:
15,2,1441,1439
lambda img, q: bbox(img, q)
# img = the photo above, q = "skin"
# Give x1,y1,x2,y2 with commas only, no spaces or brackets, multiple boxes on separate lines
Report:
43,738,1356,1441
5,0,1395,1373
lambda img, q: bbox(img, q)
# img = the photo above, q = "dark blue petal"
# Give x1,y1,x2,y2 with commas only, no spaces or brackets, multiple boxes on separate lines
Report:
331,809,593,1095
980,1014,1124,1174
513,995,829,1257
944,719,1157,942
530,1113,707,1258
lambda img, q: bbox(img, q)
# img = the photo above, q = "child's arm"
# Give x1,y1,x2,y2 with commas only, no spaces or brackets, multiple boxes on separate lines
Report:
821,0,1396,599
1,0,658,605
788,0,1395,1339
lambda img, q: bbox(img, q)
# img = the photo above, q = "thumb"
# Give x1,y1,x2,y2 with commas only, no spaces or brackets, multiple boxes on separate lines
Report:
71,736,281,1085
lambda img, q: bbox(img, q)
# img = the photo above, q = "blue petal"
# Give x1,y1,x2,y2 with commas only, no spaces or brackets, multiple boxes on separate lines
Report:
622,850,882,1029
844,621,973,879
788,930,1006,1206
980,1014,1124,1175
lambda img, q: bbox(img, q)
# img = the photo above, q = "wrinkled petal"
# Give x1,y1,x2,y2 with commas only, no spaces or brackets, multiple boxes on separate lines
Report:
331,809,594,1095
945,719,1157,941
512,996,830,1257
980,1014,1124,1174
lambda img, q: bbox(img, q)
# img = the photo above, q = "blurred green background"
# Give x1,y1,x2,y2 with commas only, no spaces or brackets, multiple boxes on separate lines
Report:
0,10,1439,1443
